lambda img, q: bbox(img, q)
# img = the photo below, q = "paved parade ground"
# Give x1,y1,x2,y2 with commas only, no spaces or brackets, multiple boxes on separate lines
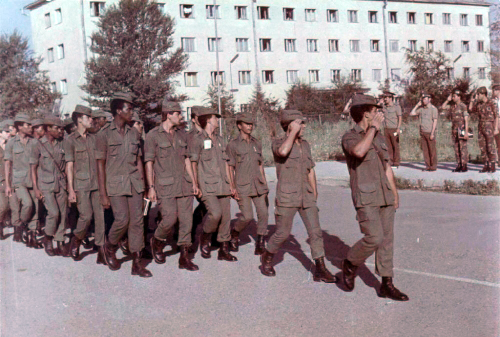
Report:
1,176,498,337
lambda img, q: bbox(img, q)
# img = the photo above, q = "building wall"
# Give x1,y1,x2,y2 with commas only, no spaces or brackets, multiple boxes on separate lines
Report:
28,0,491,115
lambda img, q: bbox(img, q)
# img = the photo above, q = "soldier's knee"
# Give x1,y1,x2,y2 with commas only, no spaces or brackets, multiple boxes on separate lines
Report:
208,208,222,222
113,212,129,227
364,233,384,248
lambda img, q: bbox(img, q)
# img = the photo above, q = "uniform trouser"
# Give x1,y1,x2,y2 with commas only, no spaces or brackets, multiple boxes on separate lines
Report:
108,189,144,254
478,122,496,163
201,195,231,242
347,205,395,277
155,196,193,246
73,190,105,247
494,133,500,163
42,189,68,242
234,194,269,236
0,184,10,224
267,205,325,260
12,186,38,230
451,128,468,167
420,131,437,170
384,128,400,167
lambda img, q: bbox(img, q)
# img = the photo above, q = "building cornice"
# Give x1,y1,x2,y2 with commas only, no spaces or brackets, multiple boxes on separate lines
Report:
358,0,492,6
25,0,51,11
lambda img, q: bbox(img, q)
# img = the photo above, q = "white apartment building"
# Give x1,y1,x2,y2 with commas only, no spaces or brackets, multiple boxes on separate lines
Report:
26,0,492,116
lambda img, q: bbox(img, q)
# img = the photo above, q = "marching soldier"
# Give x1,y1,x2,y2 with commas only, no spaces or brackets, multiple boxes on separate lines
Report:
493,84,500,165
341,94,408,301
260,110,336,283
227,113,269,255
469,87,499,173
90,109,109,133
0,122,12,240
379,92,402,168
145,101,199,270
32,119,46,140
65,105,106,264
96,92,152,277
442,90,469,172
30,117,68,257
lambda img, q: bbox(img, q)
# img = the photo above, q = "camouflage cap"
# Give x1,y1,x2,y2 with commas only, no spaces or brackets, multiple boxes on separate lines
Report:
44,116,64,127
477,86,488,95
281,110,306,123
91,109,107,118
196,107,221,118
236,112,254,124
14,113,31,124
4,119,14,127
162,101,182,113
73,105,92,116
111,92,135,105
31,119,45,127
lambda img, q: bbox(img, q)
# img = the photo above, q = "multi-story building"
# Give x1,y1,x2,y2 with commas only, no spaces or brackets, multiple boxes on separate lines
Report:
26,0,492,116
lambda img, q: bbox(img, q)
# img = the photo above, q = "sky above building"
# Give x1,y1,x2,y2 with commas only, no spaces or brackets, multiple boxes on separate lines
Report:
0,0,33,44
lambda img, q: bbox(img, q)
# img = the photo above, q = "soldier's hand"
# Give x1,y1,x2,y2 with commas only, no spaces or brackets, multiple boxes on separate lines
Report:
289,119,302,134
495,128,499,136
68,190,77,204
5,186,12,198
100,194,111,209
430,133,435,141
148,188,157,203
193,184,202,198
371,111,384,130
35,188,44,201
394,194,399,210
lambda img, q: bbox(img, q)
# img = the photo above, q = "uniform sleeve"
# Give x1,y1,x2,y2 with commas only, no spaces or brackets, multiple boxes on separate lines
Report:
221,139,229,161
143,132,156,163
226,141,236,167
95,131,107,160
396,105,402,116
341,132,361,156
304,141,315,170
257,141,263,164
461,104,469,117
272,138,284,158
29,142,40,166
188,135,202,162
432,106,438,120
4,139,13,162
64,138,75,162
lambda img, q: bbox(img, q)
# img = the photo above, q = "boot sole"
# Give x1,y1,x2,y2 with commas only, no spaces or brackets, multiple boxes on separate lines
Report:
132,271,153,278
313,276,338,283
179,265,199,271
217,256,238,262
150,238,166,264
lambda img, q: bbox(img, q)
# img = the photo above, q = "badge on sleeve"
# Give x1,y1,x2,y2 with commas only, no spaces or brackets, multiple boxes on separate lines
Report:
204,139,212,149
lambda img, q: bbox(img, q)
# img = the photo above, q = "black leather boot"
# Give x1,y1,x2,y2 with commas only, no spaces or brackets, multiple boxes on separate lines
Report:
490,162,496,173
150,236,166,264
30,230,43,249
200,232,212,259
179,245,199,271
44,235,56,257
131,252,152,278
260,249,276,277
229,229,239,252
96,246,107,265
103,239,120,271
379,277,409,301
480,162,490,173
119,236,131,256
21,226,28,244
342,259,358,291
452,164,462,172
57,241,70,257
13,226,23,242
70,236,82,260
254,235,265,255
313,257,338,283
26,230,34,248
462,164,468,172
218,241,238,261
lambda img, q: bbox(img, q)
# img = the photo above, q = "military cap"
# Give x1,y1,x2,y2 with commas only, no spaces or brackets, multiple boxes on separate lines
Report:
477,86,488,95
4,119,14,127
351,94,382,108
492,83,500,90
197,107,221,117
91,109,107,118
162,101,182,113
31,119,45,127
452,89,463,96
111,92,135,105
190,106,204,117
14,113,31,124
131,112,141,123
44,116,64,127
281,110,306,123
421,92,432,98
73,105,92,116
382,91,396,97
62,118,74,127
236,112,254,124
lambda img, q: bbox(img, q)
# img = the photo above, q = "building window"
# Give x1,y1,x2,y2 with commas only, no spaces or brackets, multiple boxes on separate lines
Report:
208,38,222,52
348,10,358,23
47,48,54,63
460,14,468,26
461,41,470,52
50,82,57,93
425,13,433,25
239,71,251,85
305,9,316,22
307,39,318,52
351,69,362,82
368,11,378,23
309,70,320,83
184,72,198,87
57,44,64,59
408,40,417,52
258,6,270,20
390,40,399,53
284,39,296,52
180,4,194,19
240,104,250,113
260,39,272,52
477,40,484,52
60,79,68,95
44,13,51,28
287,70,299,84
211,71,225,85
331,69,341,83
407,12,416,24
329,39,339,52
283,8,294,21
372,69,382,82
90,2,105,17
350,40,360,52
262,70,274,84
206,5,220,19
55,9,62,24
444,40,453,53
181,38,196,52
478,67,486,79
391,68,401,81
426,40,434,52
446,67,454,80
476,14,483,26
235,6,247,20
370,40,380,52
463,67,470,78
236,38,249,52
389,11,397,23
443,13,451,25
327,9,338,22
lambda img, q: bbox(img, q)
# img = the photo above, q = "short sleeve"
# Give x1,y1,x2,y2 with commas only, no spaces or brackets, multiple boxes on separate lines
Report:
226,141,236,167
432,107,438,120
29,142,40,165
64,138,75,162
143,132,156,163
304,141,315,170
221,139,229,161
95,131,107,160
257,141,263,164
461,104,469,117
4,139,13,162
396,105,402,116
342,132,361,156
188,135,202,162
272,138,284,158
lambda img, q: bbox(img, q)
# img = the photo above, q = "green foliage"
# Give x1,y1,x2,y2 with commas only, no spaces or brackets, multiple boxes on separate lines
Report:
205,83,235,117
247,84,281,138
0,31,60,118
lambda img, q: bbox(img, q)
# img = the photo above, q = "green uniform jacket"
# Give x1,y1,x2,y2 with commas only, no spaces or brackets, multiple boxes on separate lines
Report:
30,136,67,193
0,147,5,184
64,131,99,192
4,135,37,188
472,100,497,123
448,102,468,128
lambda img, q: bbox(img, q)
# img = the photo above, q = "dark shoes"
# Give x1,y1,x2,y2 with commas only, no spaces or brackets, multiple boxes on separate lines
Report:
179,245,199,271
218,242,237,261
0,223,6,241
131,252,152,278
70,236,82,260
452,165,462,172
200,232,212,259
490,163,496,173
260,249,276,277
462,164,468,172
313,257,337,283
13,226,23,242
379,277,409,301
103,239,120,271
254,235,265,255
96,246,107,265
150,236,166,264
44,235,56,257
480,163,490,173
342,259,358,291
119,236,131,256
57,241,70,257
229,229,239,252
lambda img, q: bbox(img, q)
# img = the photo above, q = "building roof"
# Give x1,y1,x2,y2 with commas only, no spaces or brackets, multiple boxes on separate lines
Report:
372,0,492,5
25,0,51,11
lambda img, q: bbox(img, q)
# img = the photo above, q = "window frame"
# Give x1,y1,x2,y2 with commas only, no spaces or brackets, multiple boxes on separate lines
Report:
239,71,252,85
44,12,51,28
389,11,398,24
206,5,220,19
305,8,317,22
258,6,270,20
443,13,451,25
389,40,399,53
208,37,222,52
260,38,272,52
307,39,319,53
181,37,196,52
331,69,341,83
408,40,417,52
444,40,453,53
372,69,382,82
47,48,54,63
184,72,198,87
407,12,416,24
180,4,195,19
284,39,297,52
287,70,299,84
368,11,378,23
283,7,294,21
351,69,362,82
425,13,433,25
235,6,247,20
327,9,338,23
460,14,468,26
309,69,320,83
328,39,339,52
370,39,380,52
350,39,360,53
348,10,358,23
236,38,249,52
57,44,64,59
262,70,274,84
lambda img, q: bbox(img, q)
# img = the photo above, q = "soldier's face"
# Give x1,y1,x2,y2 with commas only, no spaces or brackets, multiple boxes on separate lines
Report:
238,121,254,135
19,123,32,136
383,96,392,105
169,111,184,127
81,115,93,129
452,94,460,103
493,89,500,98
133,121,143,134
48,125,63,139
422,97,431,105
9,126,16,137
0,131,10,141
118,102,134,123
34,125,45,138
208,115,219,128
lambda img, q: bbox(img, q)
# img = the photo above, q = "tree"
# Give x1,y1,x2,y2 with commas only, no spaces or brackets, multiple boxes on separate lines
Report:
0,31,60,118
82,0,188,118
285,82,331,115
205,83,235,117
248,83,281,138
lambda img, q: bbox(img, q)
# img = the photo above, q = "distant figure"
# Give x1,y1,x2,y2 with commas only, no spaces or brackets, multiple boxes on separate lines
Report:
379,91,402,168
491,83,500,166
441,90,469,172
409,93,438,171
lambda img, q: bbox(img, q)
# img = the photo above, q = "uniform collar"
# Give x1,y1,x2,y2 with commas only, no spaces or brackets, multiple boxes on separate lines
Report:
236,133,255,143
353,124,365,134
109,120,131,132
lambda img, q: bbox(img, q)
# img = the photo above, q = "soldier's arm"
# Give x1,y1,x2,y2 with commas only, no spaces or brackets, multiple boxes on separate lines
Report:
348,112,384,159
184,157,199,197
276,119,302,157
409,101,422,116
95,132,110,209
145,161,156,202
64,140,76,203
396,106,402,134
4,161,12,197
29,144,43,200
386,165,399,210
494,108,499,134
430,109,438,139
307,168,318,201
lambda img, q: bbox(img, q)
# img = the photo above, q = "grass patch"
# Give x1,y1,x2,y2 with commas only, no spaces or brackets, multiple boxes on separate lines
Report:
396,177,500,196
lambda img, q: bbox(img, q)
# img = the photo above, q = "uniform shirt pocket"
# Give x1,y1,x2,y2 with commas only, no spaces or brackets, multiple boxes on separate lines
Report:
358,182,377,206
108,141,122,157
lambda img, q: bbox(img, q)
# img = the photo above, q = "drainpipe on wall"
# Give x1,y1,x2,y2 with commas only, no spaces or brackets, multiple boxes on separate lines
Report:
251,0,260,86
382,0,390,81
80,0,88,63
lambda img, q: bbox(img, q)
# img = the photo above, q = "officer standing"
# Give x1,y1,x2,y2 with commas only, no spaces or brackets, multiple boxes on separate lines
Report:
260,110,336,283
492,84,500,165
96,92,152,277
469,87,499,173
410,93,439,171
188,107,237,262
227,113,269,255
65,105,106,264
442,90,469,172
145,101,199,270
0,122,12,240
379,92,402,168
30,117,68,257
341,94,408,301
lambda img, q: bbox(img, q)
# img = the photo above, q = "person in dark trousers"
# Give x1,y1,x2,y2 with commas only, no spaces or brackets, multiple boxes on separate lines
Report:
441,90,469,172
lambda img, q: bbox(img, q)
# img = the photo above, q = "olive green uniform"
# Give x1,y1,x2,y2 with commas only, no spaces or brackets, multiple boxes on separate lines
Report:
227,135,269,235
448,102,469,167
415,104,439,170
30,136,68,242
472,100,497,163
145,126,193,246
188,130,231,242
267,136,325,260
342,125,396,277
64,131,105,246
95,121,145,253
382,104,402,167
0,147,10,224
